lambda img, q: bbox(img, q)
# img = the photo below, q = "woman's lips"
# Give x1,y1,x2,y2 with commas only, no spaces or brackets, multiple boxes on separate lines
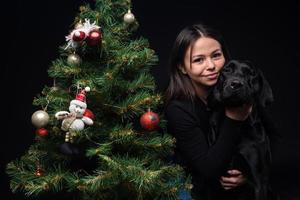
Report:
205,73,218,79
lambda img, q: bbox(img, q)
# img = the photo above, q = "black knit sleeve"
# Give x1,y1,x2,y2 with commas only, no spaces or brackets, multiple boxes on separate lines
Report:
165,101,244,181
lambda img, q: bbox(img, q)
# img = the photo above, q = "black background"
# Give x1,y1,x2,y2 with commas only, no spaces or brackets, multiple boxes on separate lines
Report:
2,0,300,199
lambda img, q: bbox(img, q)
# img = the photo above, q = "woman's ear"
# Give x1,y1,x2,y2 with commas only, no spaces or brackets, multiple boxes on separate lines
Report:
179,65,187,74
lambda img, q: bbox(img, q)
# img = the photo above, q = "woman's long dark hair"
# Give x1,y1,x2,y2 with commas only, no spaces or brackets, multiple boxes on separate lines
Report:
164,23,231,105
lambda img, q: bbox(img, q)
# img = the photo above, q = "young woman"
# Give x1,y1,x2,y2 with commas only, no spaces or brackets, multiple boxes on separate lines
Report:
164,24,255,200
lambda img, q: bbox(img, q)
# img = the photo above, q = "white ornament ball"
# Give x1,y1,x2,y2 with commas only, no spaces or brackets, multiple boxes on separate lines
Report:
85,86,90,92
31,110,50,128
123,10,135,24
67,53,82,66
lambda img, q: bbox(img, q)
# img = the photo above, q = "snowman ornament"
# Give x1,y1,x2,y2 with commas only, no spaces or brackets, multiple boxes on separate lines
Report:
55,87,93,142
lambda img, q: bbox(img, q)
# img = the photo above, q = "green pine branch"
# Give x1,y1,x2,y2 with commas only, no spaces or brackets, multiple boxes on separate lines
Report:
7,0,191,199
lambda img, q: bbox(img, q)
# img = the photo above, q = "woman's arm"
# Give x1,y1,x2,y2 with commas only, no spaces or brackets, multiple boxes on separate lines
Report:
165,101,244,181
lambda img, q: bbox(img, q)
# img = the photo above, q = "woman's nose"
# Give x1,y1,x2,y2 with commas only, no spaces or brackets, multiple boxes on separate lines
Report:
206,59,216,69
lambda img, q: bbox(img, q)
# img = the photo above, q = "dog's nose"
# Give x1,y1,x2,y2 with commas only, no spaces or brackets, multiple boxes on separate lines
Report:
230,80,243,90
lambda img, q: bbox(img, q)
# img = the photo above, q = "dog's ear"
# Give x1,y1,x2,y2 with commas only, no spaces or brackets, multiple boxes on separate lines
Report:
207,75,223,108
257,69,274,107
243,59,254,66
212,82,222,103
207,90,220,108
222,60,236,72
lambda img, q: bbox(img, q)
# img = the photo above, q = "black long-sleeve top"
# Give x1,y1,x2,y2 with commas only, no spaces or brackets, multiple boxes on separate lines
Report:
165,97,244,199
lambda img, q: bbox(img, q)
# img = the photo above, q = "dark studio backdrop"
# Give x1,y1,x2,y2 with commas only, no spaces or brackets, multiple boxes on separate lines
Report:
2,0,300,199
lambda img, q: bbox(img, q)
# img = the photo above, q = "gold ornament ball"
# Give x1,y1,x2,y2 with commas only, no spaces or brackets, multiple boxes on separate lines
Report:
51,86,59,91
67,54,82,66
123,10,135,24
75,21,83,29
31,110,50,128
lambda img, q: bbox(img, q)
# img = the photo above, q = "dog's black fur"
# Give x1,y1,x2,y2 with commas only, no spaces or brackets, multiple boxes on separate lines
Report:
207,60,279,200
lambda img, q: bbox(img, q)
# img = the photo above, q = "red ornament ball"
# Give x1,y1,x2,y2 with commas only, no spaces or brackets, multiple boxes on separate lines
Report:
87,30,102,46
140,111,160,131
83,109,95,119
34,166,44,176
36,128,48,137
72,30,86,41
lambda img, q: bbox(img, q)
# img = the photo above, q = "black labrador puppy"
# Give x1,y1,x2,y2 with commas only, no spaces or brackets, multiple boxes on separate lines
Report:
207,60,278,200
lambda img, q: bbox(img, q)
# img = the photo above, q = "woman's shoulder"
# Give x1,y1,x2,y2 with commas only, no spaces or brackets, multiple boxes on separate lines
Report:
165,98,193,112
165,98,206,117
164,98,210,133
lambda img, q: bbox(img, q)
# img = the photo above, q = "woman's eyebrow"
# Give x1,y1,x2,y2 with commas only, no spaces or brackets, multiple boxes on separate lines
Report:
192,49,221,58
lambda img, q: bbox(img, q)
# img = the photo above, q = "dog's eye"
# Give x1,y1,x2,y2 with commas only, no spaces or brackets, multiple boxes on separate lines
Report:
222,63,235,73
242,68,256,76
222,67,232,73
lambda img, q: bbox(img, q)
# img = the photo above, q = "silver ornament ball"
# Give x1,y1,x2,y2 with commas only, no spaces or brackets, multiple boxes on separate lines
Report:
31,110,50,128
67,53,82,66
123,10,135,24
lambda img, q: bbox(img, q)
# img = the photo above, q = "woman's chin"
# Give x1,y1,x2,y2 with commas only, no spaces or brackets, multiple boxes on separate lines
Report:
205,79,218,86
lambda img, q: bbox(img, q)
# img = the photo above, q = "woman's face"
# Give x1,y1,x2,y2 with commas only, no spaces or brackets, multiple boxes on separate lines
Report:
181,36,225,88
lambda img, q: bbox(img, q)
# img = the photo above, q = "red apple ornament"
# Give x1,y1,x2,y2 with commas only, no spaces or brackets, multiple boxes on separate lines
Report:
72,30,86,42
83,109,95,120
140,109,160,131
35,128,49,137
87,29,102,46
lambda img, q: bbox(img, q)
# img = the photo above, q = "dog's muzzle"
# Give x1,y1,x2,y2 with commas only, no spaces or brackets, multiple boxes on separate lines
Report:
229,79,244,90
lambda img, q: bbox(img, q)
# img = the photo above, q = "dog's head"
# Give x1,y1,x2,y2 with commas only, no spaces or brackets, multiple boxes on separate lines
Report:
210,60,273,107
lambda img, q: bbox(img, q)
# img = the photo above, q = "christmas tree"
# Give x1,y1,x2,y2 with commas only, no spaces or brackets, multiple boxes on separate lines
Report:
7,0,191,199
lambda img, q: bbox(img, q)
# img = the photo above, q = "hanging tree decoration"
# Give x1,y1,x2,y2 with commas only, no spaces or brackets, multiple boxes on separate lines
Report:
140,108,160,131
31,110,49,128
51,78,59,91
31,99,50,138
83,108,95,120
55,85,94,156
34,162,44,177
35,128,49,137
31,102,49,176
72,30,86,42
123,9,135,24
67,52,82,66
65,19,101,50
81,19,100,33
87,29,102,46
74,20,84,29
55,86,94,143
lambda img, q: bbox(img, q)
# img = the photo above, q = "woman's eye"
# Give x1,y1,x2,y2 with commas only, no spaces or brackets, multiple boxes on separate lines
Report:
192,57,204,63
212,53,222,59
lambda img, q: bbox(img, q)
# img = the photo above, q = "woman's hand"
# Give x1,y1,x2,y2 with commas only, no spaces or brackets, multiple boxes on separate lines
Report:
225,104,253,121
219,169,246,190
